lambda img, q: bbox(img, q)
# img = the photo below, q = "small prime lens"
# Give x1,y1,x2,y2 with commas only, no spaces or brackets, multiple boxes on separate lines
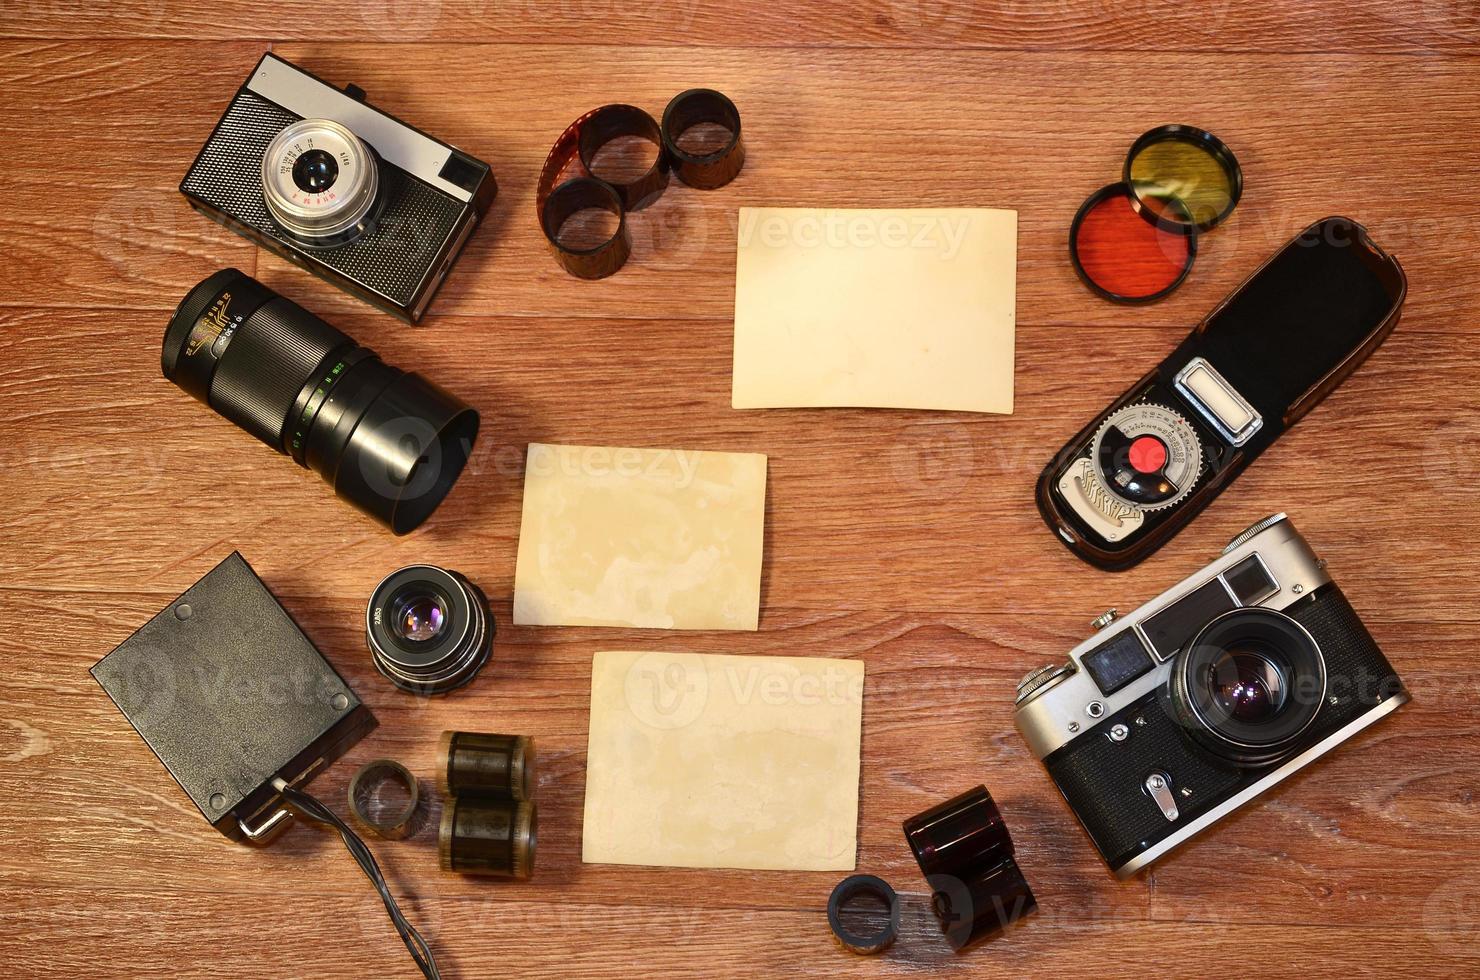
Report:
1169,607,1326,766
367,565,493,695
163,270,479,534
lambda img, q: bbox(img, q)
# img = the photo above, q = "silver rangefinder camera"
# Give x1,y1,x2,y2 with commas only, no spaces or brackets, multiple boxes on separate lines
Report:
1015,514,1407,877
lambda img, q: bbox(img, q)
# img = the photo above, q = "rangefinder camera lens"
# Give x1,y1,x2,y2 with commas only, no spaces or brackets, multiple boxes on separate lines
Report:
261,118,383,248
162,269,479,533
367,565,493,695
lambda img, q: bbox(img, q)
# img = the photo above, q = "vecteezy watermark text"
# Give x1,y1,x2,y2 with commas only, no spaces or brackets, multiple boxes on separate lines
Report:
736,209,975,261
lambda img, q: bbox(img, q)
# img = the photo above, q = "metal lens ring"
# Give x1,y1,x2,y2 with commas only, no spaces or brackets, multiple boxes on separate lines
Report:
1170,607,1327,765
261,118,382,247
660,88,745,190
827,875,900,955
1123,124,1243,234
366,564,493,696
348,758,421,840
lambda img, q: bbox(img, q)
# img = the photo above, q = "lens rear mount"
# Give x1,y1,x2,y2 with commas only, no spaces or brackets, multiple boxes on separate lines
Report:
1169,607,1326,765
367,565,493,696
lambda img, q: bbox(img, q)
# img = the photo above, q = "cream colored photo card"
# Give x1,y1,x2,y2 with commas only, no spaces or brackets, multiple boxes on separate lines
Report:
732,206,1017,413
582,651,864,871
512,443,766,630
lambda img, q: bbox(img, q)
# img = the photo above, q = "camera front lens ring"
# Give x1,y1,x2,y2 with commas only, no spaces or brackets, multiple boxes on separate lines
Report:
1168,607,1327,766
261,118,383,247
367,565,494,696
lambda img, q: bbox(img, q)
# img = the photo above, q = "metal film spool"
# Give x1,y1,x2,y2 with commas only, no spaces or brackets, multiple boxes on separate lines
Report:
261,118,382,247
439,796,537,879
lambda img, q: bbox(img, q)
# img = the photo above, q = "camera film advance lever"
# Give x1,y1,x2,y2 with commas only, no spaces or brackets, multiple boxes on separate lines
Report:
1039,216,1407,569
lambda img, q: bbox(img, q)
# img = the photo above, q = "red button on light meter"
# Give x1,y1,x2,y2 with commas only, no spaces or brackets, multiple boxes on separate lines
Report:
1128,436,1168,474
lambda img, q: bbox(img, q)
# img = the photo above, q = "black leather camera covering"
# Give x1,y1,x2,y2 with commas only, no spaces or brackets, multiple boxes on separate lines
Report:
1038,217,1407,570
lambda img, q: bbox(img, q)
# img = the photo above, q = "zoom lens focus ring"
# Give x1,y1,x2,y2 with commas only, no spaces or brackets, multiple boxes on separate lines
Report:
207,297,356,451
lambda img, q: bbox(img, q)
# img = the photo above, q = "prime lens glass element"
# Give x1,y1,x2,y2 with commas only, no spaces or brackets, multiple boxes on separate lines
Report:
1206,646,1288,724
396,593,447,643
367,565,493,695
1168,607,1326,766
163,269,479,534
293,148,340,194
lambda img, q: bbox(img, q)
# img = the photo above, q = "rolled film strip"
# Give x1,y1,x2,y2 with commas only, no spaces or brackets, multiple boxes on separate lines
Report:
661,88,745,190
537,91,744,279
902,785,1037,951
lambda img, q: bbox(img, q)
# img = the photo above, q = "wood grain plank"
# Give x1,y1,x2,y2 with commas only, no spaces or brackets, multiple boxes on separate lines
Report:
2,14,1478,978
3,0,1479,55
4,884,1477,979
2,42,1479,331
2,310,1476,625
1,594,1470,934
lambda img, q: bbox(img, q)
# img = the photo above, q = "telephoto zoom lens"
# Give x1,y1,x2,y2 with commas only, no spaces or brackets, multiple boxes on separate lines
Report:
163,269,479,533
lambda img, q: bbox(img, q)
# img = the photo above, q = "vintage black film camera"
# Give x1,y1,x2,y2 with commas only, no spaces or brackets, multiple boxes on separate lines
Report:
1014,514,1407,877
181,53,496,322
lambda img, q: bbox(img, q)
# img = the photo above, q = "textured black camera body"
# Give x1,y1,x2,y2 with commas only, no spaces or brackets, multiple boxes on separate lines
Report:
181,53,496,322
1015,515,1407,877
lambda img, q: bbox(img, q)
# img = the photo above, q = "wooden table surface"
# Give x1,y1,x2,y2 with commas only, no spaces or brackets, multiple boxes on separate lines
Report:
3,3,1479,977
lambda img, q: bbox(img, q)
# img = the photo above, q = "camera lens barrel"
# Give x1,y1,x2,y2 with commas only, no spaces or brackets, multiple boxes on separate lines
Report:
163,270,479,534
366,565,493,695
1168,607,1327,766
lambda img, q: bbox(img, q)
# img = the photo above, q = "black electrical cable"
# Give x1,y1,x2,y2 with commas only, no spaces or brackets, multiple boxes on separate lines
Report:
274,779,441,980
